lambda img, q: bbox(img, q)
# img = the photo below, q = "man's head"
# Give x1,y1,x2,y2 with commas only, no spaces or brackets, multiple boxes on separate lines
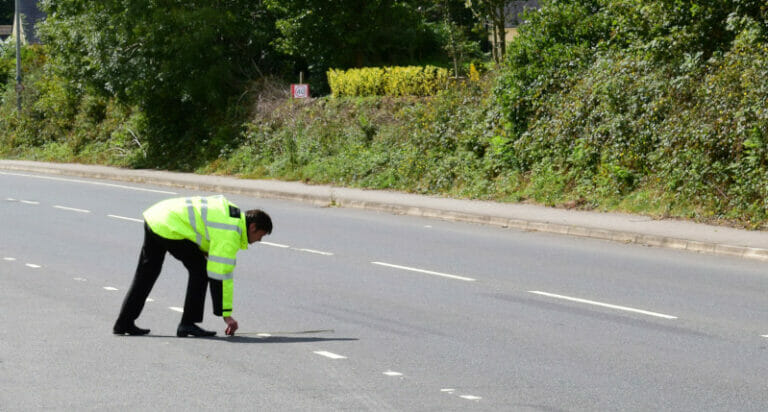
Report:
245,209,272,244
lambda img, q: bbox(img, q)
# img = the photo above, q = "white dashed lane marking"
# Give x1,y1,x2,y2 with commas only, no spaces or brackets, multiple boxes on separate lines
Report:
3,257,16,261
73,277,87,281
108,214,143,223
371,261,476,282
762,334,768,338
313,351,347,359
103,287,118,291
25,263,41,268
383,370,403,376
261,241,290,248
20,200,39,205
460,395,482,400
54,205,91,213
528,291,678,319
169,307,184,313
292,248,334,256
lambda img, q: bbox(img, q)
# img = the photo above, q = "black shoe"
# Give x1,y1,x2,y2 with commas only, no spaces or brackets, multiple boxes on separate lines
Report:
177,323,216,337
113,321,150,336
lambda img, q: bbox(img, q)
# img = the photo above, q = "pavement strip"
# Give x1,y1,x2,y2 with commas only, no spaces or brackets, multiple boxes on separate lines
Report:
0,171,178,194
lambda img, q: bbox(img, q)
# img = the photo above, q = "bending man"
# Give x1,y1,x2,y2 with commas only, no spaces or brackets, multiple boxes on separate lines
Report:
113,195,272,337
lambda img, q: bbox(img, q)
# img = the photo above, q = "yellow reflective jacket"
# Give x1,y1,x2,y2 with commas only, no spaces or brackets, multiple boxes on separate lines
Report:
143,195,248,317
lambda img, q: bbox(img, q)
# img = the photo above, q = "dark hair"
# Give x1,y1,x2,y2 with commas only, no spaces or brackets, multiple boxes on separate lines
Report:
245,209,272,234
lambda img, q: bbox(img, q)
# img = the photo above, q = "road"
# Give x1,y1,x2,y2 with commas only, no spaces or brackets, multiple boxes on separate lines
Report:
1,170,767,411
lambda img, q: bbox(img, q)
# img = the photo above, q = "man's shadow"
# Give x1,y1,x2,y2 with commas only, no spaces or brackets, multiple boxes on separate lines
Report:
131,334,358,344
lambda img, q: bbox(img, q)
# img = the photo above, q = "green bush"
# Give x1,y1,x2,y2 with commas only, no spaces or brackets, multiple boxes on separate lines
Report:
328,66,449,97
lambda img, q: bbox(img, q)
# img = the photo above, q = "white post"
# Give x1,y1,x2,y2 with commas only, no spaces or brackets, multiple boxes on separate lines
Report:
15,0,22,112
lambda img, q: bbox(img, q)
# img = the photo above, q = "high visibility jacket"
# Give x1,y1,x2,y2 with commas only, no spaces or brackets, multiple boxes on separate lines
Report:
143,195,248,317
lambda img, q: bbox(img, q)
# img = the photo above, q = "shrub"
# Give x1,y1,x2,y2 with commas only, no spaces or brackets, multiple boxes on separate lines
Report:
328,66,449,97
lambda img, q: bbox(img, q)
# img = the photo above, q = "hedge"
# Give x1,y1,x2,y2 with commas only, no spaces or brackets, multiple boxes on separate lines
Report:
327,65,448,97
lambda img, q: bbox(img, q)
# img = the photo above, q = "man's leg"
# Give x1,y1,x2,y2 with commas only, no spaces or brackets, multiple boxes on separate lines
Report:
165,240,216,337
114,223,167,335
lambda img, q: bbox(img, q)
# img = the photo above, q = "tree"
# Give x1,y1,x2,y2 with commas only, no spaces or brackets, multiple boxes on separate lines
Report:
465,0,511,63
0,1,12,25
39,0,279,167
265,0,440,88
435,0,481,77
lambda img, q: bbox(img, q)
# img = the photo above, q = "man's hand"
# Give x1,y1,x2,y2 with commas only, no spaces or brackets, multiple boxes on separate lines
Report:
224,316,239,336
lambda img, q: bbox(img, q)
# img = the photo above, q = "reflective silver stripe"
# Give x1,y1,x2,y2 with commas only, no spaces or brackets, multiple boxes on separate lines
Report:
207,270,234,281
208,255,236,266
207,221,242,234
185,198,202,245
201,197,210,241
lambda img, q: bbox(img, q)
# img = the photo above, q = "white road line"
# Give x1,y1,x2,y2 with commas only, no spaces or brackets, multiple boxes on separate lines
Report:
73,277,87,281
441,389,455,393
3,257,16,261
103,287,118,291
528,291,678,319
0,171,178,194
371,261,476,282
25,263,41,268
293,248,334,256
6,198,17,201
20,200,39,205
313,351,347,359
460,395,482,400
54,205,91,213
383,370,403,376
261,241,290,248
169,306,184,313
761,334,768,338
146,298,154,302
108,214,143,223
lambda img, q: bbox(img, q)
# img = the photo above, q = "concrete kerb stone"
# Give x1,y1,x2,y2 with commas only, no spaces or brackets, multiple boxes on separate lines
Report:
2,160,768,263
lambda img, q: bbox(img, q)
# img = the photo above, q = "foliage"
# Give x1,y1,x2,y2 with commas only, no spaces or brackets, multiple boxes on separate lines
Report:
265,0,450,92
0,1,12,25
465,0,516,62
327,66,449,97
38,0,280,169
493,0,768,224
4,0,768,228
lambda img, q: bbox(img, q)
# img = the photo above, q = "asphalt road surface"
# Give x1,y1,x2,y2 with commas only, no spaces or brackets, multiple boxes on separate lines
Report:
1,170,767,411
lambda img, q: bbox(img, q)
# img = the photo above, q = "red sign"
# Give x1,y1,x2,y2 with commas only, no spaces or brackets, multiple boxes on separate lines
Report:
291,84,310,99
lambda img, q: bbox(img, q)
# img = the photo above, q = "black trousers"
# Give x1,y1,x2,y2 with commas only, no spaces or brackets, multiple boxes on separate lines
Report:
116,223,209,325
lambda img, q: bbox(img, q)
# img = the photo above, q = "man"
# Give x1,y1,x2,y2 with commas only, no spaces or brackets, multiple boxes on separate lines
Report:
113,195,272,337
